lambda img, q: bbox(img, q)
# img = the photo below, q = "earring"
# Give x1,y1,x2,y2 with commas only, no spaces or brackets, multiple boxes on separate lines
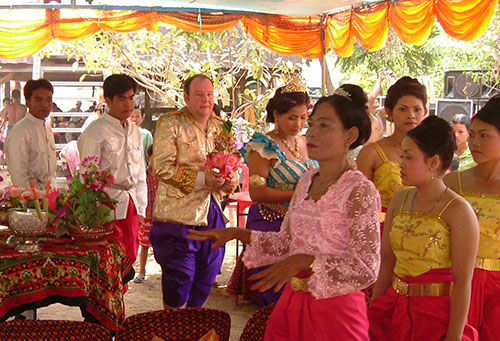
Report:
431,170,435,180
273,122,279,134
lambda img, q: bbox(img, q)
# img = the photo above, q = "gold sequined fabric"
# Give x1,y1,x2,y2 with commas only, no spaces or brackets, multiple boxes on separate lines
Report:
390,211,451,278
152,108,225,226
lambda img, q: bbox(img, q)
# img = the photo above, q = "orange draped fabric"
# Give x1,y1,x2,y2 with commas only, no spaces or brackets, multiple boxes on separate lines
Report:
0,0,497,59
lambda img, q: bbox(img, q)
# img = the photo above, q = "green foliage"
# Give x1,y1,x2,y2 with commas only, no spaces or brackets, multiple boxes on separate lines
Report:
43,24,299,125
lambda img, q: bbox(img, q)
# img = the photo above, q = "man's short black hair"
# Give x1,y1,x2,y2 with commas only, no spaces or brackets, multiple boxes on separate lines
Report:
23,79,54,102
103,74,137,100
11,89,21,99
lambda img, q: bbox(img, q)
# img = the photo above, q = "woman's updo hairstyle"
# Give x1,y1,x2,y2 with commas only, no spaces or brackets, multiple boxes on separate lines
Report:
406,116,456,173
310,84,371,150
471,96,500,132
265,79,310,123
385,76,427,111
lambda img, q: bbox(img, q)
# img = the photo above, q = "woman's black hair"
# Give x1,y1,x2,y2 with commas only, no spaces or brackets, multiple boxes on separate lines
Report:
385,76,427,111
310,84,371,150
471,96,500,132
451,113,471,130
265,87,310,123
406,116,456,173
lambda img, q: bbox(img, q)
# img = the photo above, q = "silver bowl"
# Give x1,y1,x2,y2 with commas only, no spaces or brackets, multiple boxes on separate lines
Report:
8,209,48,252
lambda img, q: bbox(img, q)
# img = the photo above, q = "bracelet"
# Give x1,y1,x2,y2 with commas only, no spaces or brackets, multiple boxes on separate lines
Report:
249,174,266,188
309,256,315,271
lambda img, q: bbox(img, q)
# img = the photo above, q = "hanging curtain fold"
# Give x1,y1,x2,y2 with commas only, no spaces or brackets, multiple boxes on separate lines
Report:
0,0,497,59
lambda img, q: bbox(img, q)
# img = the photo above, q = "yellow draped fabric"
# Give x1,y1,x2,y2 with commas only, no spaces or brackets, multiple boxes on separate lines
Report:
0,0,497,59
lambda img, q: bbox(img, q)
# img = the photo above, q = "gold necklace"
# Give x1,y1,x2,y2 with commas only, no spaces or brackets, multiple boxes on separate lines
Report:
309,165,351,198
280,136,302,160
411,186,448,214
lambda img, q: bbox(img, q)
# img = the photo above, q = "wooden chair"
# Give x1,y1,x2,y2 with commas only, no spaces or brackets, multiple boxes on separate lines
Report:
0,320,112,340
115,307,231,341
239,303,276,341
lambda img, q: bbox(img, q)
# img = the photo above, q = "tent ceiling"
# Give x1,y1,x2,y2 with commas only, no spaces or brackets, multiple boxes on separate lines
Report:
8,0,366,16
0,0,498,59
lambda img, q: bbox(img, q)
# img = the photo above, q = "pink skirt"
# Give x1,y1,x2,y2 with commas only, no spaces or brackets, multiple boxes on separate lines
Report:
468,268,500,341
368,269,478,341
265,280,369,340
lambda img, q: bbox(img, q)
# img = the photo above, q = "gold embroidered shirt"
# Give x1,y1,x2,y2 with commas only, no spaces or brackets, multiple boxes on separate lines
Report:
152,108,225,226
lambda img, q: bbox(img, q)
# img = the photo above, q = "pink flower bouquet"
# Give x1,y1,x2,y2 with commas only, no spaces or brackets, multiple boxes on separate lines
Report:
206,120,243,179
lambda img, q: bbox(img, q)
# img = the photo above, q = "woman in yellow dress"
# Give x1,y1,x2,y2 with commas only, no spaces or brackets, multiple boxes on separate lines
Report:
357,77,427,234
369,116,480,340
444,96,500,340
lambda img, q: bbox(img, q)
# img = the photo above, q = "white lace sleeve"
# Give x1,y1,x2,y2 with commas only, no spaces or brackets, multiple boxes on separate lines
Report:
308,180,381,299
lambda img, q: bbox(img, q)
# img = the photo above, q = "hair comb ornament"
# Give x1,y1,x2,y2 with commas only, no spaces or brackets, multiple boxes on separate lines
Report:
282,76,308,94
333,88,352,101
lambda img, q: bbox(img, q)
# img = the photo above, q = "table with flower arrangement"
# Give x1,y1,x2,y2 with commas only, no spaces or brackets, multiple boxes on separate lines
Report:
0,233,134,332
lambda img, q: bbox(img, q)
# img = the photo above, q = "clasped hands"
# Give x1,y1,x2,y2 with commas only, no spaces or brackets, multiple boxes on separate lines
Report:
205,170,237,192
187,228,314,293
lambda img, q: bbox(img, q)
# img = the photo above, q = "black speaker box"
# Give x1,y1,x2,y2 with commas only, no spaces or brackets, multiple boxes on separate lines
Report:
436,99,474,122
444,70,498,99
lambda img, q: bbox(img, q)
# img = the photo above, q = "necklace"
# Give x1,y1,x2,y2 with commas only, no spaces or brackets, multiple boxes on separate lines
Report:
280,136,302,160
308,164,351,198
411,186,448,214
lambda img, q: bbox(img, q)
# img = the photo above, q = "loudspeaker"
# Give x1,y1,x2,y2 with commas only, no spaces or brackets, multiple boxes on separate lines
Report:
436,99,474,122
444,70,498,99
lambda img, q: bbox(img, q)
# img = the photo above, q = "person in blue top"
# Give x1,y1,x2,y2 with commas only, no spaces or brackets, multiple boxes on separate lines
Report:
234,77,318,306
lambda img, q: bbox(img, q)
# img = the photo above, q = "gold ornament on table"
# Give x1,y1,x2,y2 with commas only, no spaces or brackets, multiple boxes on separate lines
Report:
282,76,308,94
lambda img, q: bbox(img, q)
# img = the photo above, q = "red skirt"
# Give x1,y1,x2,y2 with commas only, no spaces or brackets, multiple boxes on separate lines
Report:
468,268,500,341
265,272,369,341
112,196,140,264
368,269,478,341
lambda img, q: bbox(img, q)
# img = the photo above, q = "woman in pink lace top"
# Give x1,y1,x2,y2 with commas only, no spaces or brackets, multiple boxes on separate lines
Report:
189,85,381,340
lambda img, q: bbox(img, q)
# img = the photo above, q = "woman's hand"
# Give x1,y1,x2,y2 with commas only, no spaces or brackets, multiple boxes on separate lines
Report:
221,171,238,192
187,228,240,250
249,254,314,293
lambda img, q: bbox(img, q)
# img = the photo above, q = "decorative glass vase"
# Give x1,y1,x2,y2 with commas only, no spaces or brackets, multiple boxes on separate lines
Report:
8,208,48,253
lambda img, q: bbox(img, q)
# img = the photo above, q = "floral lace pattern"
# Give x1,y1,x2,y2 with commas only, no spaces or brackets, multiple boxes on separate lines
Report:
243,169,381,299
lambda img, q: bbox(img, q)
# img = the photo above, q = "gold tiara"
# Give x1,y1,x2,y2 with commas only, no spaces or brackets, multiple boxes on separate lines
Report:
333,87,352,101
282,77,308,94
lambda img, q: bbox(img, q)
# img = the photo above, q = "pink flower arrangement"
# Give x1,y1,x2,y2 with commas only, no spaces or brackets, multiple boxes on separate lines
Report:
206,120,243,179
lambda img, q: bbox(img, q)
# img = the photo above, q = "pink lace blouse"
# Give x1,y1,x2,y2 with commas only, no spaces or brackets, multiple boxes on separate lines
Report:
243,169,381,299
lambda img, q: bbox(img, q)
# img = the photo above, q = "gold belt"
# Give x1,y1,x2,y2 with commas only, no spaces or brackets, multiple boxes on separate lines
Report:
380,212,386,223
476,257,500,271
392,277,453,297
290,277,310,292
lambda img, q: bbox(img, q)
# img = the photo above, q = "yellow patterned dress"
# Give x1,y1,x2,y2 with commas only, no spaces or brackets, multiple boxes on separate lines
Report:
457,172,500,340
368,189,477,340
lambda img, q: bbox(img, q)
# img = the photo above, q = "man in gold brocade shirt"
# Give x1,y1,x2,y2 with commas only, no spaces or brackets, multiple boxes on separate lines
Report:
151,74,237,309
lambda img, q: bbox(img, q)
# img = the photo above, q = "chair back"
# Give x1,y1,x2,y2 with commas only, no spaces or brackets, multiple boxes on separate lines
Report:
116,307,231,341
0,320,112,340
239,303,276,341
240,164,250,192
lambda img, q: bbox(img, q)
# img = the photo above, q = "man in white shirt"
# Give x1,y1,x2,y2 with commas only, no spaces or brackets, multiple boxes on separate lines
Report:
78,74,147,264
5,79,56,190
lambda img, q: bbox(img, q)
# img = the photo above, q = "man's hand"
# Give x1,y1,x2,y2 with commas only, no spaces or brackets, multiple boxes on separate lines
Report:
205,171,225,189
221,171,238,192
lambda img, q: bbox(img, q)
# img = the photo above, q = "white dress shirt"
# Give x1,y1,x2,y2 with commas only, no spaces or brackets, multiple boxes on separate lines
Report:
5,112,57,190
77,113,147,220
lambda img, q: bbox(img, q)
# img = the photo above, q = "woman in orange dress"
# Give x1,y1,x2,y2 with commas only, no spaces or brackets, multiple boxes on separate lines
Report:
369,116,479,340
357,77,427,234
444,96,500,340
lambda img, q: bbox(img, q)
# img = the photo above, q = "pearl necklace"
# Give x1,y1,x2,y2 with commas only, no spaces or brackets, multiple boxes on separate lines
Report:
280,136,302,160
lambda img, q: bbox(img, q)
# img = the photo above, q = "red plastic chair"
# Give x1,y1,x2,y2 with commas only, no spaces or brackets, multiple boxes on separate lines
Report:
227,164,253,257
0,320,113,340
115,308,231,341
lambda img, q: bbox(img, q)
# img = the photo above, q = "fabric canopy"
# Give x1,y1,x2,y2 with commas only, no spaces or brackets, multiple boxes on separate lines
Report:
0,0,497,59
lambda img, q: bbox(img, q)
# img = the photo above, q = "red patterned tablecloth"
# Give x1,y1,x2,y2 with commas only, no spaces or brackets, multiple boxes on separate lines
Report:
0,237,133,331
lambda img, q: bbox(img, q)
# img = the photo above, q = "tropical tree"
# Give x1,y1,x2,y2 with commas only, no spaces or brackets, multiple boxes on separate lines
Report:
43,24,301,126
